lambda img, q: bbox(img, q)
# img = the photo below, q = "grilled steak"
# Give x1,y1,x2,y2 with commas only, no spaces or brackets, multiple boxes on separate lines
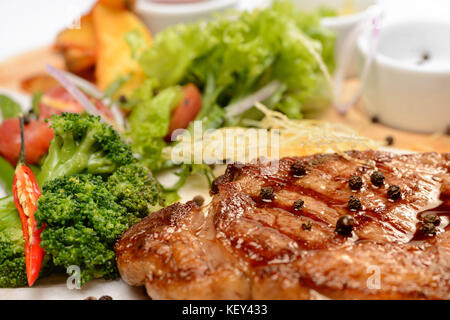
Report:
116,151,450,299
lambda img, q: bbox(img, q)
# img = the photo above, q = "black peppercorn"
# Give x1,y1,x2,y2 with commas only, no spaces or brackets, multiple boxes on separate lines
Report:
423,213,441,226
417,52,430,65
119,95,127,104
193,195,205,207
349,175,363,191
387,185,401,200
99,295,113,300
371,115,380,123
293,199,304,211
370,171,385,187
291,161,306,177
420,223,436,236
335,215,355,236
260,187,275,202
385,136,394,146
348,195,362,211
302,221,312,231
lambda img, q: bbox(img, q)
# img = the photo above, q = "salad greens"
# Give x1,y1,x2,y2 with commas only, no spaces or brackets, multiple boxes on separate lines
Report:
128,83,182,171
318,6,338,18
0,95,21,194
0,157,14,196
127,0,335,178
139,0,335,118
0,94,22,120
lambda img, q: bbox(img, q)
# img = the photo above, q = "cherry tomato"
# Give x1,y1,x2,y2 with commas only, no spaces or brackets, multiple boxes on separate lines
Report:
0,118,54,166
38,85,114,121
166,83,202,140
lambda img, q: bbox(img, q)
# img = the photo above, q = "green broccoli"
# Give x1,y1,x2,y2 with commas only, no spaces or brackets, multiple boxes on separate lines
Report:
38,112,134,185
0,196,27,288
37,175,134,243
37,175,128,283
37,170,162,285
107,163,163,218
32,113,163,285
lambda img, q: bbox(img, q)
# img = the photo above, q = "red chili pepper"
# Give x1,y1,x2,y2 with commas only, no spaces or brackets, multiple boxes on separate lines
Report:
12,116,45,286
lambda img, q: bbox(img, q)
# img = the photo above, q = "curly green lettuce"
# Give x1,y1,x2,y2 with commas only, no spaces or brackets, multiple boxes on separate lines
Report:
138,0,335,125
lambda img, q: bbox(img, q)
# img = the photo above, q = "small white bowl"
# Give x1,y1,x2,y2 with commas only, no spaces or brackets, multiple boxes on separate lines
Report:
358,20,450,133
293,0,380,77
136,0,239,35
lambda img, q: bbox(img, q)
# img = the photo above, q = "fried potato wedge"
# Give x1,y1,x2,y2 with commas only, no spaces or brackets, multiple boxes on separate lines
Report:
55,14,97,75
62,48,96,73
93,4,151,97
55,14,96,52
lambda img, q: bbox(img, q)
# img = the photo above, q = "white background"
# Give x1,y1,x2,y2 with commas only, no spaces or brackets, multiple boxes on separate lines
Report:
0,0,95,61
1,0,450,62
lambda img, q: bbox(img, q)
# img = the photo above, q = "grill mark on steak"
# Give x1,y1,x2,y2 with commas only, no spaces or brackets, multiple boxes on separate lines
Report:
265,184,407,239
258,191,405,246
238,162,413,241
116,151,450,299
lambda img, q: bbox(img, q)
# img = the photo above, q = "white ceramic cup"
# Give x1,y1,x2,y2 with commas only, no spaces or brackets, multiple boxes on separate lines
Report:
357,20,450,133
135,0,239,35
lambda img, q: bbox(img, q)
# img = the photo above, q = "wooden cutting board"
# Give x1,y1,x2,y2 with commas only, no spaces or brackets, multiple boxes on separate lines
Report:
0,46,449,153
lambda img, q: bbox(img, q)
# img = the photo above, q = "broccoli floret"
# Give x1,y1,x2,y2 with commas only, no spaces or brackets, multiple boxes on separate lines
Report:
36,163,162,285
0,234,27,288
107,163,164,218
38,175,134,242
0,196,27,288
38,113,134,185
37,175,134,284
40,226,118,283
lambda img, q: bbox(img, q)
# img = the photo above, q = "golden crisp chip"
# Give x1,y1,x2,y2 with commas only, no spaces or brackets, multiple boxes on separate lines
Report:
93,4,151,97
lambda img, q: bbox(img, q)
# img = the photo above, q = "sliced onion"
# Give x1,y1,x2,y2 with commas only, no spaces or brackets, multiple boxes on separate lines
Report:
61,70,104,99
61,71,126,129
46,65,125,130
225,80,281,118
46,65,104,119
